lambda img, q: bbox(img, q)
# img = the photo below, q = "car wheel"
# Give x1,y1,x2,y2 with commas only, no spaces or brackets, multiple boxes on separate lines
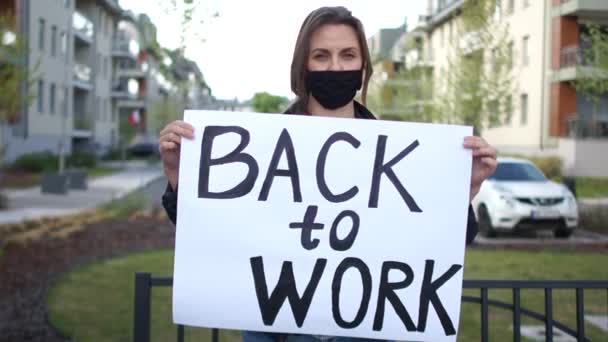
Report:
554,224,574,239
478,204,497,238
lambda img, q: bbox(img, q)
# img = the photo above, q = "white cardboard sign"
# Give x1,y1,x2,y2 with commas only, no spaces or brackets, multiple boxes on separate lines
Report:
173,110,472,341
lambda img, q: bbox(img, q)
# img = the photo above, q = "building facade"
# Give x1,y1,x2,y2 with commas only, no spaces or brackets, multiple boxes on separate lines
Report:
376,0,608,176
1,0,214,163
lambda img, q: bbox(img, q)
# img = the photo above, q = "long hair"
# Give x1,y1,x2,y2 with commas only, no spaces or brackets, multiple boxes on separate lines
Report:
289,6,373,111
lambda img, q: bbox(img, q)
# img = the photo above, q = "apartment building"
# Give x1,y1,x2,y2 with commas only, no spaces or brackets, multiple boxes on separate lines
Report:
374,0,608,176
1,0,215,163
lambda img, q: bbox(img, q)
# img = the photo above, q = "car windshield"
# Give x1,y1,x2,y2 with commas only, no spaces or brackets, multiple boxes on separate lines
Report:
489,162,547,181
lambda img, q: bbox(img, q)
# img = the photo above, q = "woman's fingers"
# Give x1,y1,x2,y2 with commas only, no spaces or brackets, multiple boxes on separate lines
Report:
160,121,194,139
159,141,178,152
473,147,497,158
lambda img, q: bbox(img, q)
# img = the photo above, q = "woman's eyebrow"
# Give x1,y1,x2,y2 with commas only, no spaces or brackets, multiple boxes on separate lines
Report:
311,48,330,54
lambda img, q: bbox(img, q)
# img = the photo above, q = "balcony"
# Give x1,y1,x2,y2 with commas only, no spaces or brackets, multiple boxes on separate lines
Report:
553,45,608,82
553,0,608,19
112,34,139,61
72,11,93,44
567,115,608,138
405,49,433,69
429,0,464,26
73,63,93,90
72,114,93,138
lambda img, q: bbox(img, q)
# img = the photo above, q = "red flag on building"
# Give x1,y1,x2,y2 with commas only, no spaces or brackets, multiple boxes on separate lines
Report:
128,110,140,125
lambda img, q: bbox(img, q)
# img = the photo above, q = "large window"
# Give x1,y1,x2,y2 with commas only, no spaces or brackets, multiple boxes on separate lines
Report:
38,18,45,51
520,93,528,125
50,83,56,114
51,25,57,57
38,80,44,113
522,35,530,66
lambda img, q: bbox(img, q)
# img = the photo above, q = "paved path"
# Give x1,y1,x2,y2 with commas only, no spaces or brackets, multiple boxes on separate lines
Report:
0,163,163,225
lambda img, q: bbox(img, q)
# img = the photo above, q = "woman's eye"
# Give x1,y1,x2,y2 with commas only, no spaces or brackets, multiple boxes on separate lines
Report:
314,54,327,60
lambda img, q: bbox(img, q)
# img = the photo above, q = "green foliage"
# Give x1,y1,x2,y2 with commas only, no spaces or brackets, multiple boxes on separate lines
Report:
569,23,608,137
148,95,184,135
66,152,97,169
13,151,59,173
530,156,563,179
571,23,608,101
1,14,38,167
251,92,288,113
439,0,515,133
574,177,608,198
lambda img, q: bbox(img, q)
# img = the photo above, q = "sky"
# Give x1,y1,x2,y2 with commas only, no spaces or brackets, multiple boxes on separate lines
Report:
118,0,427,101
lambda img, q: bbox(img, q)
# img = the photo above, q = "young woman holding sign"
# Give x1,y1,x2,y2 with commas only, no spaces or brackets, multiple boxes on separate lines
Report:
159,6,497,342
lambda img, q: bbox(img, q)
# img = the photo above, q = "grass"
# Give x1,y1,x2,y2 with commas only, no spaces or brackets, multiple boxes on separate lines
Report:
46,249,608,342
575,177,608,198
0,166,123,189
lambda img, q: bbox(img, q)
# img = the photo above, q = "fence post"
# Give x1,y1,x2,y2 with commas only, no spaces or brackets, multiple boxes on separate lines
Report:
134,272,152,342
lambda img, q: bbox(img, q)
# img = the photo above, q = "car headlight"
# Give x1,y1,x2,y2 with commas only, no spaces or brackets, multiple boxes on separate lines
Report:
494,185,516,208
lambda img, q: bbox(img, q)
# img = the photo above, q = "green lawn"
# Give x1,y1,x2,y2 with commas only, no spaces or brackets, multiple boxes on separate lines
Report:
575,177,608,198
0,166,122,189
47,250,608,342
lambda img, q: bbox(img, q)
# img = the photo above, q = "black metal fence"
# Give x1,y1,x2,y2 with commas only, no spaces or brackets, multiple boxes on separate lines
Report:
133,273,608,342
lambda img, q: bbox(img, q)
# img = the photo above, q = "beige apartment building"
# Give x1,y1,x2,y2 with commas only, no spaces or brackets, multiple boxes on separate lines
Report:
370,0,608,176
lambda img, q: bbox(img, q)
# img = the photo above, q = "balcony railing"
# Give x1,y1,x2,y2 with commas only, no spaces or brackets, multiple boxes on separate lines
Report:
72,11,93,41
561,45,583,68
73,63,91,83
567,115,608,138
112,34,140,58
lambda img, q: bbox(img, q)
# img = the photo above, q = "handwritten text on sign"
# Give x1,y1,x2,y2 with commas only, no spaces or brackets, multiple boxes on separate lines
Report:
173,110,472,341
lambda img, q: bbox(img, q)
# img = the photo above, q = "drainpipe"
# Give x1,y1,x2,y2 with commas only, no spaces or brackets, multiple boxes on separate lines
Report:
539,0,549,151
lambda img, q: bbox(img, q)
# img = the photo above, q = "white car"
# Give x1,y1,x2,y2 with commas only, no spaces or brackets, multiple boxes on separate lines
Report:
472,157,578,238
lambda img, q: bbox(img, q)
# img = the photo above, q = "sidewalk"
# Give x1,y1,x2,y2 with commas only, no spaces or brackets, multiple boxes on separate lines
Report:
0,162,164,225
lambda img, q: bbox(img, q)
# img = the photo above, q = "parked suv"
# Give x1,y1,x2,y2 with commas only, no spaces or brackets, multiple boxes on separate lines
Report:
472,158,578,238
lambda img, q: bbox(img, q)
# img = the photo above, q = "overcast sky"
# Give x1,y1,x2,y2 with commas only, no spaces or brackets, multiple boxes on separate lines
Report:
119,0,427,101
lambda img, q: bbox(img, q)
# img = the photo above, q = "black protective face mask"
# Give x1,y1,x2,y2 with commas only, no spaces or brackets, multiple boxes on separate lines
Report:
306,69,363,110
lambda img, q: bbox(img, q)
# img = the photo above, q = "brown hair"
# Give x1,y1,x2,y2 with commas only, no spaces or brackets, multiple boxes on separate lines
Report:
290,6,373,110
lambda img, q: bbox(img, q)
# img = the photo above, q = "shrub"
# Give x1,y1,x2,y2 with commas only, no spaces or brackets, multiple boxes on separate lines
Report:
67,151,97,169
529,156,562,180
13,151,58,173
500,154,563,180
579,205,608,233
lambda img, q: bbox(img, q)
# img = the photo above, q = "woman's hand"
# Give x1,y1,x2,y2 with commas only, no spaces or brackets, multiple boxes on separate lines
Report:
463,136,497,201
159,120,194,190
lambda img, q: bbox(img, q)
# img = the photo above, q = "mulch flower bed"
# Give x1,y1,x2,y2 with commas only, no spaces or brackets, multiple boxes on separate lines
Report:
0,210,175,342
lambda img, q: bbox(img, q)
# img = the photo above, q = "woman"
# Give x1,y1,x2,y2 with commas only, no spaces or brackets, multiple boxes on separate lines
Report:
160,6,496,342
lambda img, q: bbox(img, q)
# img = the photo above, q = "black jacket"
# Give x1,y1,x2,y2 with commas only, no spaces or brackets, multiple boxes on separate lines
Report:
162,101,478,244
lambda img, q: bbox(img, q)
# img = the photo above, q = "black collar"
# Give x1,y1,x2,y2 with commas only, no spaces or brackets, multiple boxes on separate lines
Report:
283,100,376,120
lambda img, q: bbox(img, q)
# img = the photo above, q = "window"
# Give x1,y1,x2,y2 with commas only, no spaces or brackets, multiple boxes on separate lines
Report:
37,80,44,113
64,0,70,8
522,35,529,66
440,26,444,47
38,19,45,50
523,0,530,8
51,25,57,57
507,0,515,14
493,0,502,21
50,83,56,114
491,48,499,71
63,86,69,115
60,31,67,55
506,95,513,124
520,93,528,125
507,41,514,69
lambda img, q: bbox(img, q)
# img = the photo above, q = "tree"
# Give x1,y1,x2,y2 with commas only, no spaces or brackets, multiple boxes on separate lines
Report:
148,94,184,135
252,92,288,113
570,23,608,137
0,14,37,169
438,0,515,134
